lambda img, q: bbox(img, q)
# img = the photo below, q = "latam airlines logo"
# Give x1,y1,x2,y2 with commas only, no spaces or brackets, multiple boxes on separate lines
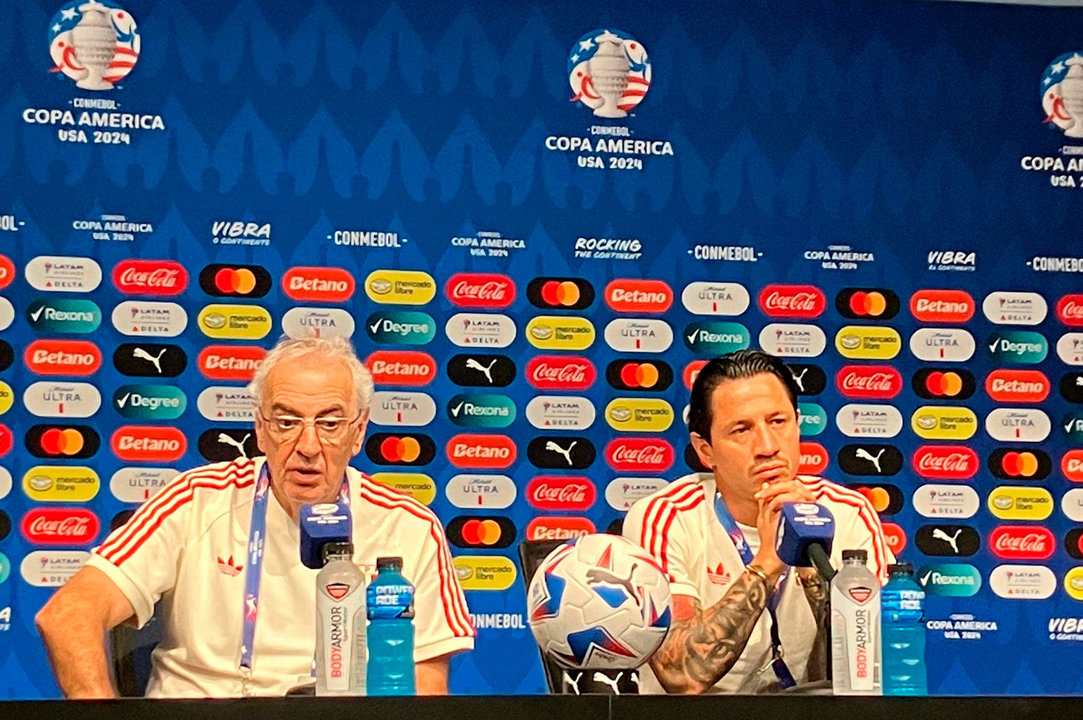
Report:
48,1,140,90
113,301,187,337
446,273,515,309
24,340,101,376
604,280,672,313
525,396,595,430
449,313,517,348
567,29,651,118
112,260,187,296
909,290,975,323
282,267,354,303
982,292,1047,325
26,256,102,292
758,285,825,318
196,387,253,423
989,565,1055,600
760,324,826,357
836,366,902,400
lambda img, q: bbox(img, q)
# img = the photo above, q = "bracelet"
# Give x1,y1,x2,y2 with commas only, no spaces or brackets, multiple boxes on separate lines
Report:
745,564,771,584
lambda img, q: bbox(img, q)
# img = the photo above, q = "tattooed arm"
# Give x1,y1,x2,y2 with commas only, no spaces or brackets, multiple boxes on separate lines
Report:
796,567,829,682
648,564,782,694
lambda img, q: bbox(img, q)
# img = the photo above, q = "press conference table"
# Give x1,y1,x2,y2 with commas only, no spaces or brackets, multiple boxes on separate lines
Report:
2,695,1076,720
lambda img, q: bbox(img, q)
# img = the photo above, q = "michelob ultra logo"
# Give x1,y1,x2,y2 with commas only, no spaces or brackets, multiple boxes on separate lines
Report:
22,466,100,502
834,326,901,360
112,301,188,337
24,340,102,376
448,313,517,348
912,368,975,400
199,264,272,298
525,395,595,431
23,381,101,418
445,474,517,509
111,426,187,462
198,346,265,382
196,387,253,423
370,473,436,505
526,277,594,310
987,486,1053,520
1057,333,1083,366
369,391,437,427
447,394,516,428
984,331,1048,364
797,403,827,437
445,273,515,309
913,484,980,518
758,285,825,318
604,398,674,433
909,328,975,363
26,425,100,459
446,434,516,469
983,291,1047,325
836,365,902,399
759,324,827,358
25,256,102,292
985,370,1050,403
606,359,673,391
984,408,1050,443
682,321,749,354
1062,489,1083,522
112,259,187,297
366,311,435,345
1057,294,1083,326
27,298,101,333
281,267,355,303
911,406,978,440
282,307,355,340
198,305,271,340
989,564,1055,600
909,289,975,323
605,318,673,353
916,564,982,597
680,281,750,316
365,270,436,305
604,279,673,313
524,315,592,350
366,351,436,386
835,288,900,320
109,467,178,504
366,433,437,466
113,385,187,420
452,556,517,591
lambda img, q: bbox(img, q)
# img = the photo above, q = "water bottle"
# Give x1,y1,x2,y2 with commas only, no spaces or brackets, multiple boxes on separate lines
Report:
315,542,367,696
367,556,416,696
831,549,881,695
881,563,927,695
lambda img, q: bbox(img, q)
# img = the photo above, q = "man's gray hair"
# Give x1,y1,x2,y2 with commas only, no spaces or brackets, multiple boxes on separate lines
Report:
247,335,374,412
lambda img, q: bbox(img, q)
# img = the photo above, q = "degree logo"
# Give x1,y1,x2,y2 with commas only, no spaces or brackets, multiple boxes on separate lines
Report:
987,486,1053,521
282,267,355,303
526,277,594,310
909,290,975,323
758,285,826,319
112,301,187,337
26,425,99,459
21,508,100,546
27,298,102,334
680,282,750,316
198,264,272,298
111,426,186,463
604,398,674,433
835,288,900,320
446,273,516,309
198,304,272,340
982,291,1048,326
24,340,101,376
529,436,596,470
113,343,187,377
984,331,1048,364
198,346,265,382
369,391,437,427
366,351,436,386
112,260,187,297
985,370,1050,403
445,434,516,469
113,385,186,420
364,270,436,305
365,311,435,345
366,433,437,466
22,465,100,503
446,516,516,549
604,279,673,314
446,354,516,388
681,321,749,354
1056,294,1083,326
911,368,976,400
370,473,436,506
25,256,102,292
915,525,980,557
910,406,978,440
606,359,673,391
448,313,517,348
909,328,976,363
797,403,827,437
834,326,901,360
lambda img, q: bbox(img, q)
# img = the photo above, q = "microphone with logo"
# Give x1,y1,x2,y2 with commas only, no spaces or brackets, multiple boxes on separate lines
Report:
774,502,836,582
300,502,367,696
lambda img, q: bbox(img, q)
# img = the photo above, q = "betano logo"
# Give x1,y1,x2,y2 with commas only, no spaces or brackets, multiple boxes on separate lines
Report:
525,315,594,351
605,318,673,353
366,351,436,386
198,346,265,382
370,473,436,505
110,426,186,462
446,434,516,469
282,267,355,303
909,328,976,363
198,304,271,340
453,556,517,591
604,398,673,432
987,486,1053,521
604,279,673,313
799,442,829,474
0,255,14,290
910,406,978,440
834,326,901,360
909,290,975,323
881,523,907,554
445,273,515,309
24,340,101,376
525,517,595,542
526,277,594,310
758,285,825,318
365,270,436,305
1063,449,1083,482
835,288,900,320
985,370,1050,403
22,466,100,503
680,282,750,316
198,264,272,298
112,260,187,297
27,298,101,334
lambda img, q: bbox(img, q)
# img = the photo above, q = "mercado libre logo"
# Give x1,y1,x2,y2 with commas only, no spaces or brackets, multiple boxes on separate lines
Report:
48,1,139,90
568,29,650,118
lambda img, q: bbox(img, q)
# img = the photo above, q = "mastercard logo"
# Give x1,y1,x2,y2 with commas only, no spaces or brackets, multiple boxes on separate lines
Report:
849,483,903,515
835,288,900,320
526,277,595,311
26,425,99,459
606,360,673,391
911,369,975,400
365,433,436,466
446,516,516,549
989,448,1052,480
198,264,272,298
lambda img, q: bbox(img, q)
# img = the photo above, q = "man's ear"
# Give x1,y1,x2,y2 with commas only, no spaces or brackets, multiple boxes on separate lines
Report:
350,409,370,457
689,431,714,470
254,413,267,455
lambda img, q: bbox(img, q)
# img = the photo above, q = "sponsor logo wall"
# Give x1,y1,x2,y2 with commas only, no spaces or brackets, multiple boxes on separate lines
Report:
1,0,1082,699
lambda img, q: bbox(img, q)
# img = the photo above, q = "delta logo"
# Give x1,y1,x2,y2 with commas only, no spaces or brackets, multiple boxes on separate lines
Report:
110,426,186,462
799,442,829,474
112,260,187,296
445,273,515,309
604,279,673,314
1063,449,1083,482
988,449,1051,480
912,446,979,480
835,366,902,400
758,285,826,318
525,517,595,542
366,433,437,466
24,340,102,376
909,290,975,323
446,434,516,469
282,267,355,303
526,476,596,512
366,351,436,386
605,438,674,473
982,291,1048,326
198,346,265,382
835,288,900,320
526,277,595,311
1057,294,1083,326
21,508,99,546
526,356,596,391
198,264,272,298
985,370,1050,403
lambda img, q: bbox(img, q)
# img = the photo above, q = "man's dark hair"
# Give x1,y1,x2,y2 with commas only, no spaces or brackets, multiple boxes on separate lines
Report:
687,349,800,439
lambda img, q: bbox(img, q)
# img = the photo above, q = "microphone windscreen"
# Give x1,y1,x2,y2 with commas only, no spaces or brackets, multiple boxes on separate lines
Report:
775,503,835,567
299,502,352,569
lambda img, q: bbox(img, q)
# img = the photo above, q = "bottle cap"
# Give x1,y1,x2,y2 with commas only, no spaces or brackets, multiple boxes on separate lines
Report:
841,549,868,562
376,556,403,572
888,562,914,575
320,541,354,563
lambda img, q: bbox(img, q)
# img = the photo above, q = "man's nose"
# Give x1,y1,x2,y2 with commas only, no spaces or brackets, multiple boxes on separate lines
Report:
294,422,322,456
752,422,780,457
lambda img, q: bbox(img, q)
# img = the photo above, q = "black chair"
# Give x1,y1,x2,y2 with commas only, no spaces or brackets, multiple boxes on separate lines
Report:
109,618,161,697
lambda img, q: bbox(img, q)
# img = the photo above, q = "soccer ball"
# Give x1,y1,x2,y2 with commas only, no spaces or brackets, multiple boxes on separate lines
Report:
527,533,672,669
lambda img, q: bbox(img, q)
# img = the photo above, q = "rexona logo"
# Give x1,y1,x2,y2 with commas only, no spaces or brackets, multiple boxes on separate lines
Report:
370,473,436,505
797,402,827,437
196,387,253,423
681,321,749,355
606,360,673,392
681,282,750,316
526,277,594,310
113,385,186,420
913,446,979,480
452,556,517,591
529,436,596,470
605,438,673,473
366,433,437,466
758,285,825,318
449,313,518,348
909,328,976,363
987,486,1053,521
834,326,901,360
110,467,178,504
22,466,100,503
525,396,596,431
984,408,1051,443
605,319,673,353
1063,449,1083,482
982,291,1048,326
605,477,668,511
836,404,904,438
837,444,903,476
915,525,980,557
989,527,1054,560
366,351,436,386
984,331,1048,364
446,474,517,509
446,516,516,549
913,484,980,518
916,564,982,597
447,354,515,387
446,434,516,469
909,290,975,323
799,442,829,474
21,508,100,546
1057,294,1083,326
198,264,272,298
282,307,355,340
282,267,355,303
23,381,101,418
986,370,1050,403
24,340,101,376
1061,372,1083,403
604,279,673,313
759,324,827,358
911,407,978,441
25,256,102,292
445,273,515,309
526,356,596,391
835,288,900,320
836,366,902,400
365,270,436,305
527,476,596,512
27,298,101,333
112,260,187,296
911,368,976,400
198,346,265,382
369,391,437,427
525,517,595,542
198,304,272,340
989,564,1055,600
114,343,187,378
366,311,435,345
604,398,674,433
111,426,187,462
447,394,516,429
112,301,187,337
26,425,99,460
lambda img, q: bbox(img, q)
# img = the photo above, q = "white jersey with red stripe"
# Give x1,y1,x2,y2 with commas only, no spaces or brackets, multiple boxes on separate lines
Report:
87,456,475,697
622,472,893,694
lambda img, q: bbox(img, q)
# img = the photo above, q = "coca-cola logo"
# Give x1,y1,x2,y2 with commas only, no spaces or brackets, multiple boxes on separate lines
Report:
112,260,188,296
21,508,100,545
758,285,826,318
526,476,596,511
799,442,829,474
606,438,674,472
912,446,979,480
835,365,902,399
990,526,1054,560
526,356,596,390
1057,295,1083,327
445,273,515,308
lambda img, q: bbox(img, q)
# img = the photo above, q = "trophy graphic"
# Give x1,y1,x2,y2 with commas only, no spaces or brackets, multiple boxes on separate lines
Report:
588,31,631,119
1059,55,1083,138
70,1,117,90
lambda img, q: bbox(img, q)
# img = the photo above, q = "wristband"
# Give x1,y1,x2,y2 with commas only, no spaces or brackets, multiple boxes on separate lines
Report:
745,564,771,584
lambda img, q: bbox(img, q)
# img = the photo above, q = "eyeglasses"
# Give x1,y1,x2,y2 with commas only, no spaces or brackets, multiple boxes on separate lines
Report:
258,410,363,446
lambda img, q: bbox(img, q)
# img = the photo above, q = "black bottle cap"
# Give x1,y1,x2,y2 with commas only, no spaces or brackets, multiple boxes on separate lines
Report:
377,556,403,572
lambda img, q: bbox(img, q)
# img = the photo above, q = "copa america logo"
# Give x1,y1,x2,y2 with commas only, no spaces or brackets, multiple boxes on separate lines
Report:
1042,52,1083,138
567,29,651,119
48,0,140,90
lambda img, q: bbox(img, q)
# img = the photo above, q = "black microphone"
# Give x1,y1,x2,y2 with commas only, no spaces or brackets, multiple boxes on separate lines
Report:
775,503,836,582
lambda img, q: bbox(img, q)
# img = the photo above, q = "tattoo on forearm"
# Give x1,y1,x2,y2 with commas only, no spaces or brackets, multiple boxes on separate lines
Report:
651,571,771,692
799,570,829,682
